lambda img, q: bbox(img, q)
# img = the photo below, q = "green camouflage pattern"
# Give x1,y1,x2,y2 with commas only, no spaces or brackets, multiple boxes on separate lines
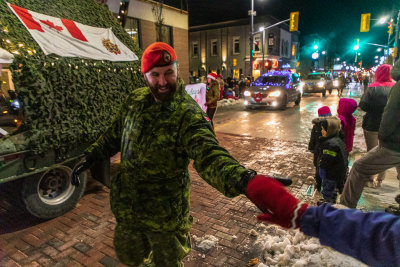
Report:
87,79,250,233
114,223,190,266
0,0,145,154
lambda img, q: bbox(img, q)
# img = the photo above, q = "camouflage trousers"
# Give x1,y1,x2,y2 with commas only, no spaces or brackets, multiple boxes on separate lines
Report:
114,223,191,267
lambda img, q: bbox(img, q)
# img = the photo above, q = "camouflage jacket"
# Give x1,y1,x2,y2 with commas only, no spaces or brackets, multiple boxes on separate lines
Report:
87,79,252,232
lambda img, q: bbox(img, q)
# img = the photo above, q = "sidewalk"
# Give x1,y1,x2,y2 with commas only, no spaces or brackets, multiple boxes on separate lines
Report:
349,151,399,212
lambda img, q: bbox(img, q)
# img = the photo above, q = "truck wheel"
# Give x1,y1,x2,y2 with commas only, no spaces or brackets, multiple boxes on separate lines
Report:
294,93,301,105
21,165,87,219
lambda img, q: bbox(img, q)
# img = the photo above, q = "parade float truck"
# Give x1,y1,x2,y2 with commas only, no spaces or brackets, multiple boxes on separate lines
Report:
0,0,145,219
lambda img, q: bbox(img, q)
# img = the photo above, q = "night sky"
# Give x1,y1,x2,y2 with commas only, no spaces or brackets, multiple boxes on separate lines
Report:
188,0,398,68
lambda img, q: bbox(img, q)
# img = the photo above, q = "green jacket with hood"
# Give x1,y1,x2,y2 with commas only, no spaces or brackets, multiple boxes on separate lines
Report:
87,79,252,232
379,60,400,152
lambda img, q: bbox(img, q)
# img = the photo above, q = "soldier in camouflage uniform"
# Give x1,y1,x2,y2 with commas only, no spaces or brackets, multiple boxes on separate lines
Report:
72,42,308,266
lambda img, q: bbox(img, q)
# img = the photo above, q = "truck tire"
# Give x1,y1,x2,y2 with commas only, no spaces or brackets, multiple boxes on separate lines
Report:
21,165,87,219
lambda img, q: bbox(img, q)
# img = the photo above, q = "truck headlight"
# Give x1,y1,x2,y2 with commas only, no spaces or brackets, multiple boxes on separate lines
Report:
244,90,251,97
269,90,281,97
317,81,325,88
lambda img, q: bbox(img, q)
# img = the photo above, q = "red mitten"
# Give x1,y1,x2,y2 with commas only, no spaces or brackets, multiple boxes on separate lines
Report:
246,175,308,229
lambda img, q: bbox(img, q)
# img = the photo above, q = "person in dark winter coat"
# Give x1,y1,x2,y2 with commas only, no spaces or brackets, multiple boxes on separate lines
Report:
341,59,400,209
337,98,357,153
359,64,397,187
338,74,346,96
362,75,369,93
317,117,348,203
308,106,332,191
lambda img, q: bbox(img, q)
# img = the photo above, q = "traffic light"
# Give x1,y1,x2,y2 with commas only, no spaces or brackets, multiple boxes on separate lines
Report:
251,49,257,60
388,22,393,35
360,13,371,32
290,11,299,32
254,41,260,51
313,39,319,50
353,38,360,50
393,47,398,58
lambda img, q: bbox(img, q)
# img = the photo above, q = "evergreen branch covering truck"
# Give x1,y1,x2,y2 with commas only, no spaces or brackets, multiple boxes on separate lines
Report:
0,0,145,219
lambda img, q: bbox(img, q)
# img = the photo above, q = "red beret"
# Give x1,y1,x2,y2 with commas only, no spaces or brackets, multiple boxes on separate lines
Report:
141,42,177,73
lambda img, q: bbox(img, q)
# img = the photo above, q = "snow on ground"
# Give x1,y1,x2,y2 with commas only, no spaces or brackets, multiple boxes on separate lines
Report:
247,224,366,267
352,127,366,153
218,98,243,108
192,234,219,252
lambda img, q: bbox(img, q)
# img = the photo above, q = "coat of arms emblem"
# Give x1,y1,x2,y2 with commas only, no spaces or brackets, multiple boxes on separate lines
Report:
102,38,121,55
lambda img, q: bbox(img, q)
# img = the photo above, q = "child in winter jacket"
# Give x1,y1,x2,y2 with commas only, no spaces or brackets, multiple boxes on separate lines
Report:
318,117,348,203
337,98,357,153
308,106,332,191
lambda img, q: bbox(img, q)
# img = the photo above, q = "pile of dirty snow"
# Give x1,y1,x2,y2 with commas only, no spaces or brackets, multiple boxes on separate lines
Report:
352,127,367,153
192,234,219,252
218,98,242,107
247,224,366,267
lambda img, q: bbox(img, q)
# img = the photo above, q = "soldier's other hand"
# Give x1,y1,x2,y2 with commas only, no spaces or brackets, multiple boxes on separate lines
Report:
245,175,308,229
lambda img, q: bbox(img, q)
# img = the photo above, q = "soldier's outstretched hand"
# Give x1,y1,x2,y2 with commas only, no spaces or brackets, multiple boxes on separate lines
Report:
246,175,308,229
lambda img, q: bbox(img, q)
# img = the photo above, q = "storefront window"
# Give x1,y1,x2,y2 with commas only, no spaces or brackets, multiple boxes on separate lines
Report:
161,25,173,47
124,17,140,48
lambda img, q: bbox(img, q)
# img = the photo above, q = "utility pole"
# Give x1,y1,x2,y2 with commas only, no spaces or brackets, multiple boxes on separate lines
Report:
262,29,265,74
394,10,400,63
249,0,254,79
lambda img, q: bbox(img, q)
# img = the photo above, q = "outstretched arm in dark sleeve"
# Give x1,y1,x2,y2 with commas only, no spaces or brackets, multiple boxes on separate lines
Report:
300,204,400,266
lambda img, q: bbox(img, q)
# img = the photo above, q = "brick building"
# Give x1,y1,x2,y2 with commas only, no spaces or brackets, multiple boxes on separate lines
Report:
104,0,189,82
189,15,300,80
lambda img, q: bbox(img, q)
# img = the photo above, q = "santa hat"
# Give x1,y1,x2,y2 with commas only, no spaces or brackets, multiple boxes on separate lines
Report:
318,106,332,117
141,42,177,73
207,73,218,80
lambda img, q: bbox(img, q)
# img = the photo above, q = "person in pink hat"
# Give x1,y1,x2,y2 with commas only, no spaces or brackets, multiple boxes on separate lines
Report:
308,106,333,191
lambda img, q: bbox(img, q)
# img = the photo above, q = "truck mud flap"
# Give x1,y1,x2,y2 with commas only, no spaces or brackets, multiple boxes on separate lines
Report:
90,159,111,188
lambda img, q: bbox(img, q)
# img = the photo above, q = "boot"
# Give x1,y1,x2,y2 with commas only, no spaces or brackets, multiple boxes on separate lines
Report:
384,194,400,216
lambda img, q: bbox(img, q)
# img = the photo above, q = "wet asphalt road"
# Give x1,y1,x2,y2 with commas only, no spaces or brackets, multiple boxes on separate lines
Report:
213,84,363,143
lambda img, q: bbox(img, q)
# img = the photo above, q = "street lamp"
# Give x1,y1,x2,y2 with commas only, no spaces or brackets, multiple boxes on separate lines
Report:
378,16,389,24
322,51,326,55
249,0,255,79
377,48,382,52
259,26,265,74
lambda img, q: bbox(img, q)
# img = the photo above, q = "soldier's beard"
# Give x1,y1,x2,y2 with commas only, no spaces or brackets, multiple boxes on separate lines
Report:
147,79,177,102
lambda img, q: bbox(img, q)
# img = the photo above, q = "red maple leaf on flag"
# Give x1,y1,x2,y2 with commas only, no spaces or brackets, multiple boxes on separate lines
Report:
39,20,63,32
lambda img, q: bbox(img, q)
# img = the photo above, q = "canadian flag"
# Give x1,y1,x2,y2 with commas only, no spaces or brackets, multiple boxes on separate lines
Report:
8,3,138,62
